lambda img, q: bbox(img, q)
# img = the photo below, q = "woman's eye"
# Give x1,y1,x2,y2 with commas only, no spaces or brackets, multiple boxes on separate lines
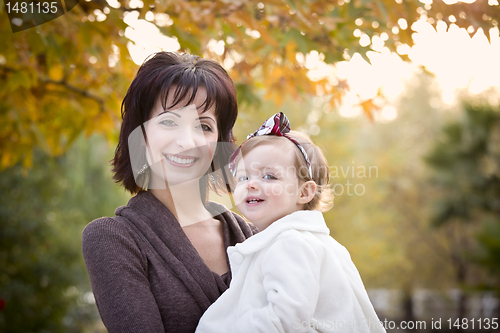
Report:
198,124,213,132
263,174,277,180
237,175,248,182
159,119,176,127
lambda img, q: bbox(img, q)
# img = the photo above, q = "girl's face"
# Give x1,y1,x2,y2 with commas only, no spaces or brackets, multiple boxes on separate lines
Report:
233,143,304,230
144,87,219,187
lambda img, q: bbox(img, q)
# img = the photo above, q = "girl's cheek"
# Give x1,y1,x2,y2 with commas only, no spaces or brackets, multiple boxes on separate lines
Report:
234,186,246,201
265,184,283,196
284,183,299,196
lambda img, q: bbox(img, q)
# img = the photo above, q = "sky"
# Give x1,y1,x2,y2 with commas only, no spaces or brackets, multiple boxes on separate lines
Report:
336,22,500,120
119,6,500,122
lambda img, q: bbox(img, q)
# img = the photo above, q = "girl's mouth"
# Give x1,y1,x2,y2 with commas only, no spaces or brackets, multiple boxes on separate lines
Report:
164,154,197,167
246,198,264,205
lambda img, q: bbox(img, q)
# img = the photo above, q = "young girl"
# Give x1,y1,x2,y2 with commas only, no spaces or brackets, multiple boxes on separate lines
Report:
195,112,385,333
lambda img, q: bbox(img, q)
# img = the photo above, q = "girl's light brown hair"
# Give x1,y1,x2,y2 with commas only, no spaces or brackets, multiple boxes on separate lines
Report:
239,131,334,212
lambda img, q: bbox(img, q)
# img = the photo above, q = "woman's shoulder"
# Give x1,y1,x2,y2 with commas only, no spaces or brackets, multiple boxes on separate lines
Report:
82,215,148,266
82,215,143,251
82,193,146,243
83,215,128,238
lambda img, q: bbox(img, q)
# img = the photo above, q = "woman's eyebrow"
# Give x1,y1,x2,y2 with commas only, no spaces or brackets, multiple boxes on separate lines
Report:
156,110,182,118
199,116,215,124
157,103,192,117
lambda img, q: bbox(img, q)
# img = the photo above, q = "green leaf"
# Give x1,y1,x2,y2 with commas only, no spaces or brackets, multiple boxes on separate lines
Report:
236,82,261,107
281,29,311,54
9,71,31,90
168,25,201,54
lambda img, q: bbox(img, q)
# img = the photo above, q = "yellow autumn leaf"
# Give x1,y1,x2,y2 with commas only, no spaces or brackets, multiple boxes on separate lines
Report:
359,97,381,122
285,39,298,64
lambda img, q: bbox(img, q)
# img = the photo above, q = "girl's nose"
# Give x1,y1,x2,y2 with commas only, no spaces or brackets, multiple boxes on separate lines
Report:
246,178,259,190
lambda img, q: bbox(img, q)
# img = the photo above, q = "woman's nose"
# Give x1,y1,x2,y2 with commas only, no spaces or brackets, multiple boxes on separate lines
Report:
176,127,204,150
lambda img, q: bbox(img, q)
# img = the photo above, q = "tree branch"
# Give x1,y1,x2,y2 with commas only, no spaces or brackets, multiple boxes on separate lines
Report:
41,78,105,113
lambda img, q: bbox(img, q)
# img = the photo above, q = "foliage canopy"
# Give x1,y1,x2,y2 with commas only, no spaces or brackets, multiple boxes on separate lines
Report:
1,0,498,168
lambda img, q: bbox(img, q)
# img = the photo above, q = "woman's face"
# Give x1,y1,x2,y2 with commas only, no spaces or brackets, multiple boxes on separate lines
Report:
144,87,219,187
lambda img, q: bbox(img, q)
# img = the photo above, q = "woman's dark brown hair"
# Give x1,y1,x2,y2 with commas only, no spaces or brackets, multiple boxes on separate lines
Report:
112,51,238,198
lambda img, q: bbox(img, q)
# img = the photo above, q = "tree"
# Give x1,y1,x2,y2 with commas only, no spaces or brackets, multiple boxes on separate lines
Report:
0,135,129,332
1,0,498,168
311,72,496,322
425,100,500,319
322,72,461,321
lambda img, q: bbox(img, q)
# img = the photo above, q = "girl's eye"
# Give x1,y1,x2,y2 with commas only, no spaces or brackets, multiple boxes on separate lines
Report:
198,124,213,132
263,174,277,180
237,175,248,182
159,119,176,127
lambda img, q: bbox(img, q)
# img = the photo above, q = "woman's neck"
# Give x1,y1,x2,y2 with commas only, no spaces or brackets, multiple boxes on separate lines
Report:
149,179,213,227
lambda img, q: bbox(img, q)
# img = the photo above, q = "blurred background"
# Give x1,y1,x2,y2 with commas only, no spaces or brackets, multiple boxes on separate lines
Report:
1,0,499,332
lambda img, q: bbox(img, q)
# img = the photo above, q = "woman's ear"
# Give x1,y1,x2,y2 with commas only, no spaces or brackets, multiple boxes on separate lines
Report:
297,180,317,205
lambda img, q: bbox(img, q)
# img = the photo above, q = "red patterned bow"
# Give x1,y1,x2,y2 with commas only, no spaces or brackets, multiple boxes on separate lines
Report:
228,112,312,178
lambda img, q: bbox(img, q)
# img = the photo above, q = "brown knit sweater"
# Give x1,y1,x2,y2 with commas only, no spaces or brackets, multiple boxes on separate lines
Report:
82,191,257,333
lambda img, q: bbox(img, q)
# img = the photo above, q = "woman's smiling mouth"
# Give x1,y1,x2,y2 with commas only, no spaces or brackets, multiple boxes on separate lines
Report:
164,154,197,167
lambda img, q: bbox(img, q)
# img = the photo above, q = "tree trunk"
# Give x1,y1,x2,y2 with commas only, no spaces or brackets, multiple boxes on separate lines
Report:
452,259,467,333
402,288,415,331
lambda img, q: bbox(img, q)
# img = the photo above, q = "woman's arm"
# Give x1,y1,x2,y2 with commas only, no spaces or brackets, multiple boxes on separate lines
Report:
82,218,166,333
230,231,323,333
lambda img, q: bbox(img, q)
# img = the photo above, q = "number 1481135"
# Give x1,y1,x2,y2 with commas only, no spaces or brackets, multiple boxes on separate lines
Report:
5,2,59,14
447,318,498,330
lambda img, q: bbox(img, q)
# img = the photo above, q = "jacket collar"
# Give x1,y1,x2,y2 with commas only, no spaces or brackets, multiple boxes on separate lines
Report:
233,210,329,255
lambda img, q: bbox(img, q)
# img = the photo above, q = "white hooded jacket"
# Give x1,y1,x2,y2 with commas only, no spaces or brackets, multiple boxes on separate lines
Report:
196,210,386,333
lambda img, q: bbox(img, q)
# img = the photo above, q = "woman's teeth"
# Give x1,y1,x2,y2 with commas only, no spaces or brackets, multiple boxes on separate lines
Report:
165,155,195,164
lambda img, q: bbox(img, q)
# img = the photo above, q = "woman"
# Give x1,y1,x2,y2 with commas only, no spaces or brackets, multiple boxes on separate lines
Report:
82,52,257,333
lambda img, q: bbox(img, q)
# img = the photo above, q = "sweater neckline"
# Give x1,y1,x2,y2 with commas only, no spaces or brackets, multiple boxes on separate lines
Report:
115,190,246,309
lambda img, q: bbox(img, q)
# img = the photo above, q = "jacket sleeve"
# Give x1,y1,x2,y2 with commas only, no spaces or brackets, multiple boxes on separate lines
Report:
229,231,322,333
82,218,166,333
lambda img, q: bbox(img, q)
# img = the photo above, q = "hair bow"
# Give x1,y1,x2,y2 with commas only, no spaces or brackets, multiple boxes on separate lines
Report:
228,112,312,178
